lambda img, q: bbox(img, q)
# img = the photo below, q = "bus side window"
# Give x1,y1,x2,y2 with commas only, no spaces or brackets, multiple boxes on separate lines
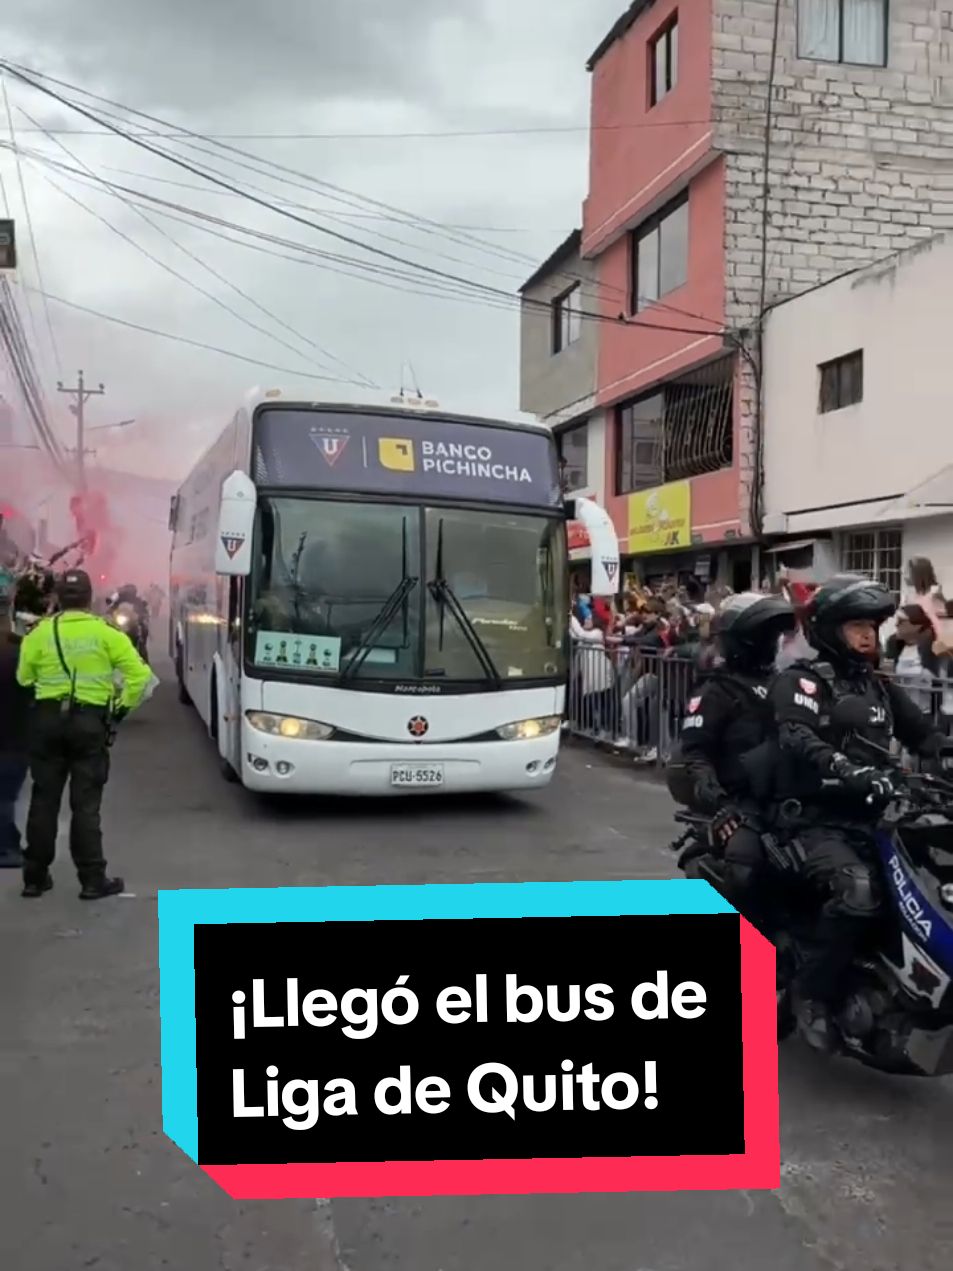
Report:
228,577,242,650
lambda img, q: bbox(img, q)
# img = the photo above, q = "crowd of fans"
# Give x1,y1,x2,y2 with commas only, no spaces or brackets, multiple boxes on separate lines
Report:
568,555,953,760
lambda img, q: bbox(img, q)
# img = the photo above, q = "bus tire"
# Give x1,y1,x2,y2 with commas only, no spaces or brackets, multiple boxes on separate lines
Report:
175,647,192,705
219,754,240,784
210,676,240,784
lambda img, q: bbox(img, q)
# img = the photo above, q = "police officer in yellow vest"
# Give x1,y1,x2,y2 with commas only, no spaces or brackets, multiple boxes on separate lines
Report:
16,568,151,899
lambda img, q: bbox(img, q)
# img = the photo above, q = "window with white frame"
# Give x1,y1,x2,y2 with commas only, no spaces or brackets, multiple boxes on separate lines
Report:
650,14,679,107
841,527,902,600
552,284,582,354
630,191,689,313
797,0,888,68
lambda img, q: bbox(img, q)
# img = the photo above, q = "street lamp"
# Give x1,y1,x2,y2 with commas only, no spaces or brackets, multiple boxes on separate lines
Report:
87,418,136,433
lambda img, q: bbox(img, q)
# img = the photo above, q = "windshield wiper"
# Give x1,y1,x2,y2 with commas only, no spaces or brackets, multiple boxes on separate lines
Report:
290,531,308,624
428,517,502,688
340,576,419,681
340,517,416,683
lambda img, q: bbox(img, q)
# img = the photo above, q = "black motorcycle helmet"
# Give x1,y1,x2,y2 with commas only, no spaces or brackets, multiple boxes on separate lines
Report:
804,573,895,668
713,591,796,671
56,569,94,611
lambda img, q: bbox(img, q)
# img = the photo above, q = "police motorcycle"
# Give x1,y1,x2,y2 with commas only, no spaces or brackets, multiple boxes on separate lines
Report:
669,700,953,1076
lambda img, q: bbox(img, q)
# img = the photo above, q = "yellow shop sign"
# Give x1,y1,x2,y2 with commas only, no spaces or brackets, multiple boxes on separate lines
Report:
628,481,691,554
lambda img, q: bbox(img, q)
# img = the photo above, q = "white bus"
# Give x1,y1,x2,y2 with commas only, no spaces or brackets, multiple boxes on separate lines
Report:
168,389,617,796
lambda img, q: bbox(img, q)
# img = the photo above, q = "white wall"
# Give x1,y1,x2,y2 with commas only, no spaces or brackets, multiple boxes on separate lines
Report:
555,410,607,505
763,234,953,535
567,410,607,506
563,412,613,566
903,516,953,601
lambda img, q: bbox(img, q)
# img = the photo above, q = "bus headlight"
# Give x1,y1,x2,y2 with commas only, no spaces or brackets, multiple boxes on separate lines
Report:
941,883,953,909
245,711,334,741
496,716,562,741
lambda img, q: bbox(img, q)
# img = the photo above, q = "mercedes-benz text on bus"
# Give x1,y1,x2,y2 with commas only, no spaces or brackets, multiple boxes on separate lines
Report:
169,391,616,796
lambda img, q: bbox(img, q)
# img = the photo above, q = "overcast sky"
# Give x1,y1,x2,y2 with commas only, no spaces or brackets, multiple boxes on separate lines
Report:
0,0,621,479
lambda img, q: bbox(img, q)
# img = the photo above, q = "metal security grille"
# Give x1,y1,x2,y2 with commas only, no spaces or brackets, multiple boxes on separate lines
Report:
616,355,735,494
841,527,902,601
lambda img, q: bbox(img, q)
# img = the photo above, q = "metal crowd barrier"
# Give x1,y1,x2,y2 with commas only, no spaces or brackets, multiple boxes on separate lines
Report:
566,642,698,764
566,640,953,769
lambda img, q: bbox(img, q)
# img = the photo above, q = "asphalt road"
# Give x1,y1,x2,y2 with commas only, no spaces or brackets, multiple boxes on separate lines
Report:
1,662,952,1271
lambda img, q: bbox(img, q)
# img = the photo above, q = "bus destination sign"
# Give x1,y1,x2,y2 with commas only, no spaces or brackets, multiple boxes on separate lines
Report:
252,409,562,508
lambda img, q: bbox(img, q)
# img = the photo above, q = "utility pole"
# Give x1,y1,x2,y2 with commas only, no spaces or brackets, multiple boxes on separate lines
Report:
57,370,105,489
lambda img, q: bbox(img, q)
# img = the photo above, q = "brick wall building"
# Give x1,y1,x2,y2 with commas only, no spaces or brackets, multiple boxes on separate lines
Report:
712,0,953,541
521,0,953,591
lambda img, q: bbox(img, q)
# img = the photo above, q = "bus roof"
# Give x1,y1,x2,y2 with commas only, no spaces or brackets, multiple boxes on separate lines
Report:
241,387,553,437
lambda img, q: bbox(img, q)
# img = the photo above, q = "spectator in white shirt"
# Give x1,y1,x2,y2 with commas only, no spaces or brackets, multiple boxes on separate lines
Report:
884,604,939,717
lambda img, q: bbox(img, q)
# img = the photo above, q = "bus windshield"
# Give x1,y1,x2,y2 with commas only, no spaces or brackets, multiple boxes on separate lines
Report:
247,497,568,684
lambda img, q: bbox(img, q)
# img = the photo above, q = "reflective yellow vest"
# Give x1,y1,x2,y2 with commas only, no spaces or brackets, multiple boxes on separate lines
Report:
16,610,151,710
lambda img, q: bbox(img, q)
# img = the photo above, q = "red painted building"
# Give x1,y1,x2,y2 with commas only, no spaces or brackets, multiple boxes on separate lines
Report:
581,0,752,592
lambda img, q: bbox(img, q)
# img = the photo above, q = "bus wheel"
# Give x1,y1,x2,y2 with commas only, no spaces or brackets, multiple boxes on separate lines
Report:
219,754,240,784
176,648,192,705
210,678,240,783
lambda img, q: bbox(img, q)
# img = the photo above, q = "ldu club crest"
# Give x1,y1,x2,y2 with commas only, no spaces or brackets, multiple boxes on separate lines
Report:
220,532,245,559
310,428,350,467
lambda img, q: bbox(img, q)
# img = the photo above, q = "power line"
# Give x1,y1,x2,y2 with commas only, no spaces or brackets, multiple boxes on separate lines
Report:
95,169,557,232
0,277,66,464
7,109,847,141
26,286,381,385
0,116,725,350
5,138,731,340
37,165,355,370
134,107,640,307
1,65,588,281
17,106,379,389
1,66,540,304
5,119,722,140
91,129,695,316
4,145,523,312
6,63,633,316
0,58,874,307
63,89,554,282
0,74,62,379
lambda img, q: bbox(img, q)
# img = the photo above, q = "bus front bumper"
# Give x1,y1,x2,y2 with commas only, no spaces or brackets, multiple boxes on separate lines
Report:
239,724,561,795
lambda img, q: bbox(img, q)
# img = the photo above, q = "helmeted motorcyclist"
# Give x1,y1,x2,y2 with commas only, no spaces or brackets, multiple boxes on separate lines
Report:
770,573,945,1049
106,585,150,659
667,591,797,925
111,585,148,625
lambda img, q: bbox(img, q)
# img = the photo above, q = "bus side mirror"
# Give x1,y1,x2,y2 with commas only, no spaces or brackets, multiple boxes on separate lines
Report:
168,494,179,533
215,470,256,577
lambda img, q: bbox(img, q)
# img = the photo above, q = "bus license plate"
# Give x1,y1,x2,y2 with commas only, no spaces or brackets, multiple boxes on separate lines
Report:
390,763,445,788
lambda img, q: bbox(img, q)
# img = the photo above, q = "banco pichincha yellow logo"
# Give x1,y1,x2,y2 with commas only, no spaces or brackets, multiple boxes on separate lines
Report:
378,438,415,472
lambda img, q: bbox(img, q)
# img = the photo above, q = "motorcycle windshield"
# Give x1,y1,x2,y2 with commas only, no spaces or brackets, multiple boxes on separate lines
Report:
895,821,953,868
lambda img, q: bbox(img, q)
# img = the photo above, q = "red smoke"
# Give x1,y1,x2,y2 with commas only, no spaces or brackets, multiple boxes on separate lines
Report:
70,487,118,581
